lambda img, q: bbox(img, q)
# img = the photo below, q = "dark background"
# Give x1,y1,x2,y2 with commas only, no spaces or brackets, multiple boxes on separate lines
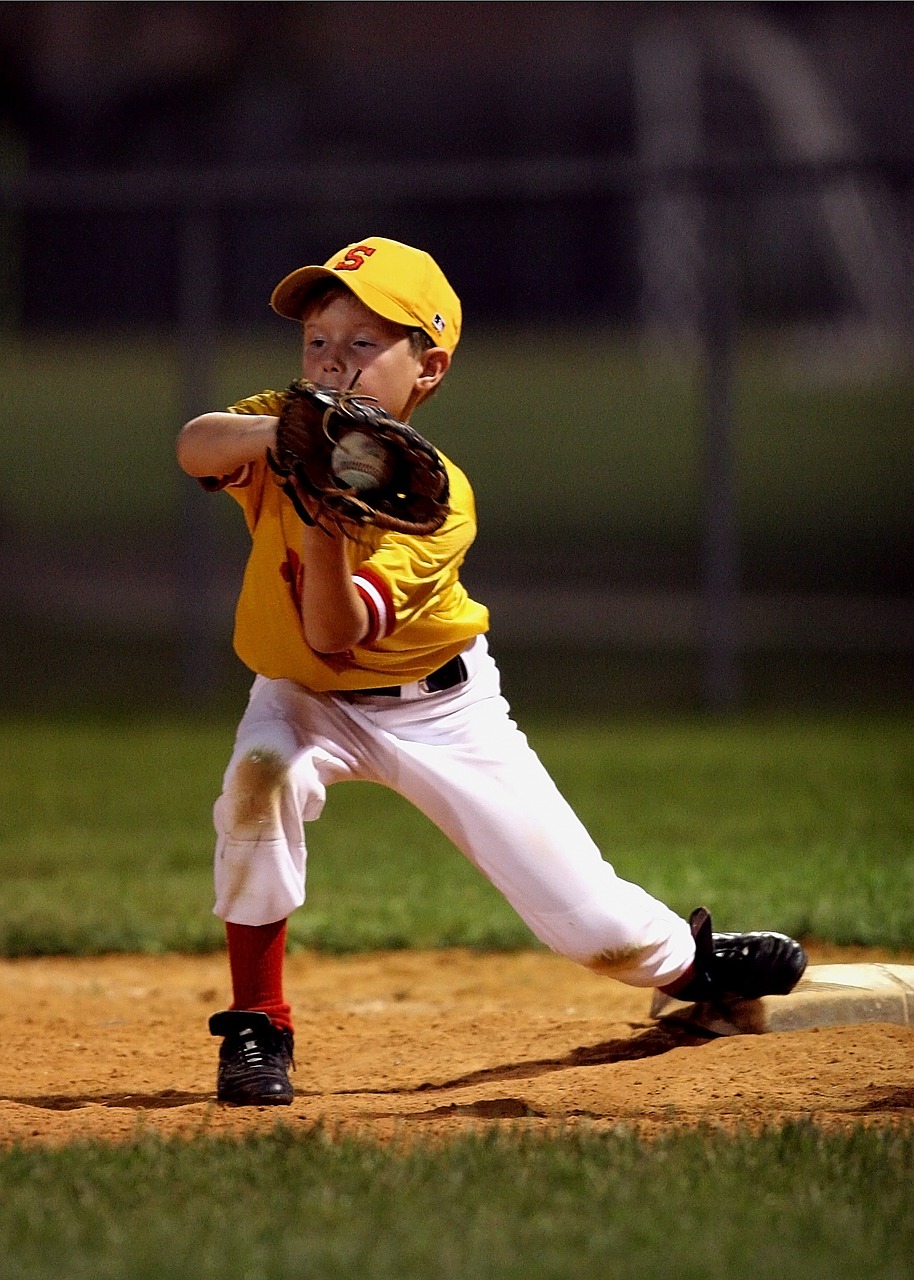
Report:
4,2,913,329
0,1,911,713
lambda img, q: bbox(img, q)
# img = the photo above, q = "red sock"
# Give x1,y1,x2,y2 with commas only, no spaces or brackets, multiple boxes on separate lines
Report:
225,919,293,1034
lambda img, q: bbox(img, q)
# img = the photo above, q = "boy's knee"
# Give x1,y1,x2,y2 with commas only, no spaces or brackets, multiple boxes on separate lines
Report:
227,747,289,829
213,746,308,924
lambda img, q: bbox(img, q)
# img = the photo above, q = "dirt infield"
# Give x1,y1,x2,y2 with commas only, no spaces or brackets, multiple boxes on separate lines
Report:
2,945,912,1147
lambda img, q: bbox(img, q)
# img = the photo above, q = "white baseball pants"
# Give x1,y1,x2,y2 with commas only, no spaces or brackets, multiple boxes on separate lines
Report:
212,635,695,989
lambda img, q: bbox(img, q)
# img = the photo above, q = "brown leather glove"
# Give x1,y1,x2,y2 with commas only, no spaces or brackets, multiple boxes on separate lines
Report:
267,379,450,537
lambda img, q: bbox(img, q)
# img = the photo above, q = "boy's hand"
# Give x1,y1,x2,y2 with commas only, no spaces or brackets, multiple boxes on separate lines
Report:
267,380,450,538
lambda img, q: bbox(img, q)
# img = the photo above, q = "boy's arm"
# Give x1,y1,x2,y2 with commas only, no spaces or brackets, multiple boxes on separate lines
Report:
298,519,370,654
175,412,277,478
177,412,369,654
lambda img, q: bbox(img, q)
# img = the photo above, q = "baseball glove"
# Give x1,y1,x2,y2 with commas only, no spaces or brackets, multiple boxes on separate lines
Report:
266,379,450,537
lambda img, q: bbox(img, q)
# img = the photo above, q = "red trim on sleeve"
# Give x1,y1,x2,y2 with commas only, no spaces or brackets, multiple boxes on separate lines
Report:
352,564,395,643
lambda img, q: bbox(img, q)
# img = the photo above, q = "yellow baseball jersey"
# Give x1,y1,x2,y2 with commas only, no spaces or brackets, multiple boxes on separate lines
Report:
203,390,489,691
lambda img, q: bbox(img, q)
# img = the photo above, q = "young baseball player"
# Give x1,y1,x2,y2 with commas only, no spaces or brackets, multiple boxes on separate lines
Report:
177,236,807,1105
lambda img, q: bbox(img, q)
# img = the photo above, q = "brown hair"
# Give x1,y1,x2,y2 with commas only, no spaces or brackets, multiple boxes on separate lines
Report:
300,278,435,356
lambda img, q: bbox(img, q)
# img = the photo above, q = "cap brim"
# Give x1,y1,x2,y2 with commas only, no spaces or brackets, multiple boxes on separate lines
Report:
270,265,422,335
270,266,339,319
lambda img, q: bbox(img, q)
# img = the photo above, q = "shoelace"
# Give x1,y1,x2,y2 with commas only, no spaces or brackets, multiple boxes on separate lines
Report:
230,1028,293,1071
238,1035,267,1068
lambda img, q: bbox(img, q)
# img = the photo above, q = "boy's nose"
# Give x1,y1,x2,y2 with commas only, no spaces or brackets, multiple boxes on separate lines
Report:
320,350,350,383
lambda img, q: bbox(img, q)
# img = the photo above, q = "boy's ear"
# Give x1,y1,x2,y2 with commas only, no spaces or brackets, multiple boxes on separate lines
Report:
416,347,450,392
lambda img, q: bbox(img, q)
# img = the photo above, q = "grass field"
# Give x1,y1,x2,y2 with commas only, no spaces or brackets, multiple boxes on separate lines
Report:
1,710,912,1278
2,1125,913,1280
0,711,911,957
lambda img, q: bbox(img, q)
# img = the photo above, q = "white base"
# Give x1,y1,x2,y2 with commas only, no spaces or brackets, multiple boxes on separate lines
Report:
650,963,914,1036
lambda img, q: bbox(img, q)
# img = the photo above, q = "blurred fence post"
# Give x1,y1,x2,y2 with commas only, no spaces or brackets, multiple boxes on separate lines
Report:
176,199,222,701
701,186,740,713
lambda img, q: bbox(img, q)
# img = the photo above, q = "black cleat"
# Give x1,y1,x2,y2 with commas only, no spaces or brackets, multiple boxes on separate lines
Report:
209,1010,294,1105
676,906,808,1003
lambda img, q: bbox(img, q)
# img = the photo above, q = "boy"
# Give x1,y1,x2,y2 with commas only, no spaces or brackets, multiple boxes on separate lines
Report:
176,237,807,1106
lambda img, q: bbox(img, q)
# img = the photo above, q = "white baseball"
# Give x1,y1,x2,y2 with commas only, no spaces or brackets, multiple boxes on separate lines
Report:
330,431,393,491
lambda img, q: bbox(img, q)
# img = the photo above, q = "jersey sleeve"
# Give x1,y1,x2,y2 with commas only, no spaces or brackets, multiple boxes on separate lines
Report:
196,390,286,522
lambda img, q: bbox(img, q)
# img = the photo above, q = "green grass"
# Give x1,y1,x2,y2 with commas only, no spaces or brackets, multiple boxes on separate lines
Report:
0,711,910,956
1,329,910,561
1,709,911,1274
1,1125,913,1279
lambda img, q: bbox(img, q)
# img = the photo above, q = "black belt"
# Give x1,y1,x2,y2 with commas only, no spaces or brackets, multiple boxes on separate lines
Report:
356,654,467,697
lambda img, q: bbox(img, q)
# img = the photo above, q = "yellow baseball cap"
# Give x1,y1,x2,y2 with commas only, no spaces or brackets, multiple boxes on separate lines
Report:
270,236,462,354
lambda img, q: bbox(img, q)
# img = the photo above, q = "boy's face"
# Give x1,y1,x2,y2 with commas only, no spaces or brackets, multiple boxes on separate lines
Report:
299,290,449,420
